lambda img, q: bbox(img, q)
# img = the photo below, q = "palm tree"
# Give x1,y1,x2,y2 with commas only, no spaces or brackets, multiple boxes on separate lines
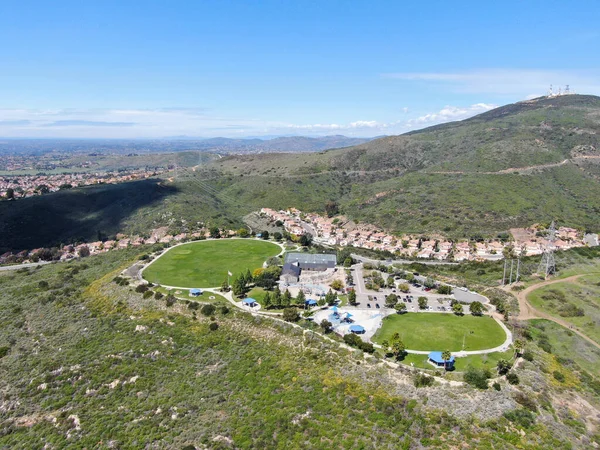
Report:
441,350,452,371
513,339,524,357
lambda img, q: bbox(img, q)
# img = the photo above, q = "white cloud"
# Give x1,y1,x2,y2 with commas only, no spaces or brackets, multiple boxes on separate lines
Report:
407,103,497,126
383,68,600,96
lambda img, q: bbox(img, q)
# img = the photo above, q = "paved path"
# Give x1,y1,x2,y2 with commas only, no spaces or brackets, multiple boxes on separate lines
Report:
511,274,600,351
0,261,52,271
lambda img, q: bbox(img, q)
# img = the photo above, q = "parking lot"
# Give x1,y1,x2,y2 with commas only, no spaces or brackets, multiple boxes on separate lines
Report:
350,263,476,314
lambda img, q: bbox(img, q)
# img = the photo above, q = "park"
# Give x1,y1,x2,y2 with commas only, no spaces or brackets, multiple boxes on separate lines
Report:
142,238,282,288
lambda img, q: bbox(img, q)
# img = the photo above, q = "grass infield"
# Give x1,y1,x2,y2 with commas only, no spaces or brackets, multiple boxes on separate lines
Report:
143,239,281,288
372,312,507,352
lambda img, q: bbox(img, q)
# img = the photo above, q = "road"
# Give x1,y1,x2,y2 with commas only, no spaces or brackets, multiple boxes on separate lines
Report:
0,261,52,271
511,274,600,351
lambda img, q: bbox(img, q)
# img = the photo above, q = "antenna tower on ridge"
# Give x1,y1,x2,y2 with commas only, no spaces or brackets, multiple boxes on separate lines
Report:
537,221,557,278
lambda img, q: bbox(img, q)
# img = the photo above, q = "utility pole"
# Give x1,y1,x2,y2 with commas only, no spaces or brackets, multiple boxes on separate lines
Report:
538,221,557,278
509,259,514,285
516,257,521,283
502,259,507,286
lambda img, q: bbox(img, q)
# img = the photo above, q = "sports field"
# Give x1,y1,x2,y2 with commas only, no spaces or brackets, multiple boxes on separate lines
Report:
372,313,507,351
143,239,281,288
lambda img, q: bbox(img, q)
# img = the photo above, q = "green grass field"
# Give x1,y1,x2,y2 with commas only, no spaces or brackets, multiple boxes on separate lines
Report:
143,239,281,288
399,348,515,371
527,275,600,345
372,313,507,351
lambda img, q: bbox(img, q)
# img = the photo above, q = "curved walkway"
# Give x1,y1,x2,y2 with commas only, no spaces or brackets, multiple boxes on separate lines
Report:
512,274,600,351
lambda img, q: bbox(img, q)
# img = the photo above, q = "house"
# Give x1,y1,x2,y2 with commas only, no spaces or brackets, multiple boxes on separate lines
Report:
281,262,301,283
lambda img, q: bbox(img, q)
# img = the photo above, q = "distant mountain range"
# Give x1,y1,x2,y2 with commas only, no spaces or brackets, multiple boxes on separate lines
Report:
0,135,377,155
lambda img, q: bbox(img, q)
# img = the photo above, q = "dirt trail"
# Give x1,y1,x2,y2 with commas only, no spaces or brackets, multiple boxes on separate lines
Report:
428,155,600,176
511,274,600,351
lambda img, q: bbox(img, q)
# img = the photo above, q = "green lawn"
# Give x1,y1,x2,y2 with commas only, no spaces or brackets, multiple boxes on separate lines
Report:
154,286,228,304
398,348,515,372
527,276,600,345
143,239,281,288
372,313,507,351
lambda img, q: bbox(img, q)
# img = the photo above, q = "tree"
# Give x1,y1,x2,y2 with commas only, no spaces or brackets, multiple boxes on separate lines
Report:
244,269,253,285
209,226,221,239
273,231,282,241
452,302,464,315
296,289,306,305
325,200,339,218
35,184,50,194
385,293,398,308
388,333,406,359
5,188,14,200
348,289,357,306
418,296,428,310
343,257,353,268
261,230,270,240
469,301,484,316
237,228,249,238
330,279,343,291
320,319,332,333
395,302,407,314
232,276,246,297
272,287,282,308
497,359,511,375
78,245,90,258
263,292,272,309
398,283,410,293
513,339,524,357
325,289,337,306
437,285,452,295
299,233,312,247
221,279,230,292
441,350,452,371
281,289,292,307
283,307,300,322
506,372,520,385
317,298,326,307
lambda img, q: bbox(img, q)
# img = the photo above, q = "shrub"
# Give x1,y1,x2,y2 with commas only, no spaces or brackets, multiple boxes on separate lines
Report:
165,295,176,307
522,351,534,362
464,366,490,389
283,307,300,322
506,372,520,385
538,339,552,354
220,305,230,314
209,322,219,331
493,382,501,391
553,371,565,382
503,409,535,429
143,291,153,299
38,280,49,290
154,291,164,300
413,373,435,388
513,392,537,411
188,302,200,311
200,304,216,316
135,284,149,293
0,346,9,359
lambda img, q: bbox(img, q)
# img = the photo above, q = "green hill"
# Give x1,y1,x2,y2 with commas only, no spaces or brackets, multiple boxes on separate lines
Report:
2,95,600,252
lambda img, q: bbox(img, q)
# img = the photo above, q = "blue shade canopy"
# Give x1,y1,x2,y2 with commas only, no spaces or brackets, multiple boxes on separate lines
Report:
349,324,365,333
242,298,257,305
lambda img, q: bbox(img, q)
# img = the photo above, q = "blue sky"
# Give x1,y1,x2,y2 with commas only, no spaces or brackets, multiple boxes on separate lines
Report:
0,0,599,138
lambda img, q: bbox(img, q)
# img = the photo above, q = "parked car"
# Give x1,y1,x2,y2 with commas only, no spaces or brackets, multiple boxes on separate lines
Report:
375,303,380,308
367,303,371,308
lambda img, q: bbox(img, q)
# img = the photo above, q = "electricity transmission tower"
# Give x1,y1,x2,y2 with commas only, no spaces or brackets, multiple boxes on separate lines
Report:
538,221,557,278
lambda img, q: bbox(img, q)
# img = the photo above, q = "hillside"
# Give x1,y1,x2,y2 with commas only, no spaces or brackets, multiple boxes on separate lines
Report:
1,95,600,252
199,94,600,236
1,248,599,448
